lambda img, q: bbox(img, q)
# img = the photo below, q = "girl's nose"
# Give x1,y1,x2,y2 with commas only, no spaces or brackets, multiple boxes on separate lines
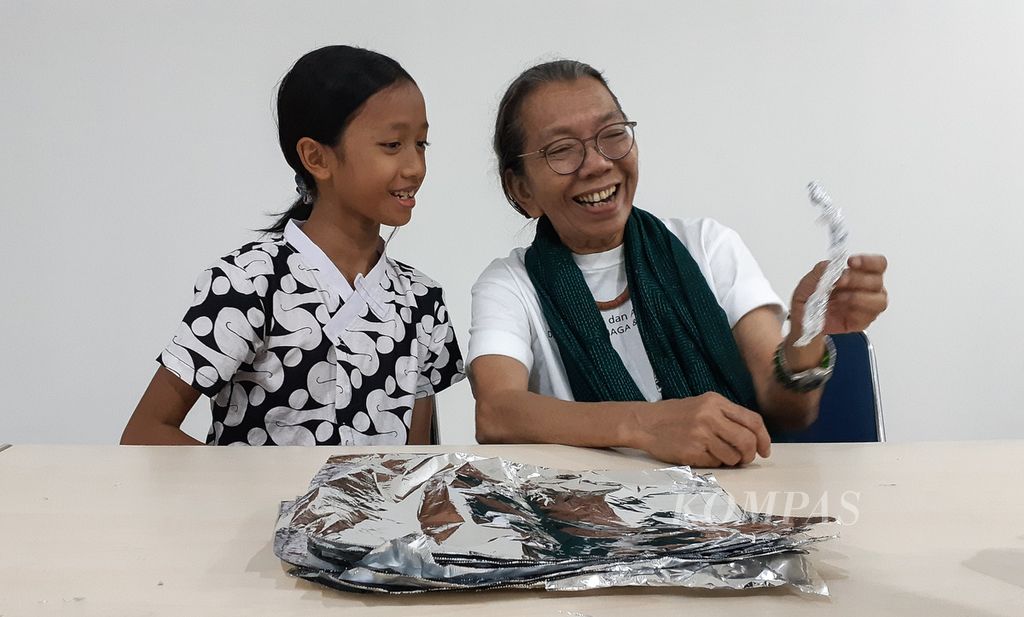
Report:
403,150,426,181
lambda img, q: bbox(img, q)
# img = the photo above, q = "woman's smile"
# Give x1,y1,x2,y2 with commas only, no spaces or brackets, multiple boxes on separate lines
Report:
572,183,619,207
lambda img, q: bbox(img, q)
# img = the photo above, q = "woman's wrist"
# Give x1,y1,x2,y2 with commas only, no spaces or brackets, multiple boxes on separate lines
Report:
774,333,836,393
618,405,651,450
783,311,827,372
782,332,827,372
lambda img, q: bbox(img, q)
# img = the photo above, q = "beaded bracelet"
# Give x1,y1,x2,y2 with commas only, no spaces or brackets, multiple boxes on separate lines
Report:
773,335,837,392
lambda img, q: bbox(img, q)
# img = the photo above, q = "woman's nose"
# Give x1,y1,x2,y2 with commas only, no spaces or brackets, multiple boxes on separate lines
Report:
577,140,613,177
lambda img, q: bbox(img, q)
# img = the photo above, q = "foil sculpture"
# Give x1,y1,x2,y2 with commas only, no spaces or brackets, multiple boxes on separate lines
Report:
796,181,850,347
274,453,834,595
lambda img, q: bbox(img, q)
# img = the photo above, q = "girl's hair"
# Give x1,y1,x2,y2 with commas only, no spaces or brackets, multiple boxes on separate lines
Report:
263,45,415,234
493,60,624,217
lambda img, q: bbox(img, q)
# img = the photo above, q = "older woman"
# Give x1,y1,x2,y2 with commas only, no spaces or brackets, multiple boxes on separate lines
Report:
469,60,888,467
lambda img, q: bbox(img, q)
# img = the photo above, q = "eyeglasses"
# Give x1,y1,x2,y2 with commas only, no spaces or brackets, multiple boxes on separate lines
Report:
518,121,637,175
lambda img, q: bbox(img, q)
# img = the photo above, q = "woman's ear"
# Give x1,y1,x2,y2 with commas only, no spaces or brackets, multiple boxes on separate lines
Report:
296,138,334,181
504,169,541,218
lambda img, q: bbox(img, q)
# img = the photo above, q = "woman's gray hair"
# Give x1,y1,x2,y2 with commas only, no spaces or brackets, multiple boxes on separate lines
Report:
493,60,624,216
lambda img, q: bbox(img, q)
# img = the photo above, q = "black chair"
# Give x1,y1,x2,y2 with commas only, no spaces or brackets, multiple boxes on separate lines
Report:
772,332,884,443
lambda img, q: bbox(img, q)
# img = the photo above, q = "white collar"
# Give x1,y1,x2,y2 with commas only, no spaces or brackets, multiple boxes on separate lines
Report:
572,243,625,271
283,220,389,305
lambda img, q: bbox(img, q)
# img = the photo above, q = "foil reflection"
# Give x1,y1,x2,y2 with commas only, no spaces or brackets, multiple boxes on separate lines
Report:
274,453,833,594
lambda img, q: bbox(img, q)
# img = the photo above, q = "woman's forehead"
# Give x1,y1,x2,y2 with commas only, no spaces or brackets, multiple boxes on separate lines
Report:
520,78,621,141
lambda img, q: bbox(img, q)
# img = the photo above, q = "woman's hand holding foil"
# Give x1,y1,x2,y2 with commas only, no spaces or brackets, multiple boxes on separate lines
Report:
785,255,889,369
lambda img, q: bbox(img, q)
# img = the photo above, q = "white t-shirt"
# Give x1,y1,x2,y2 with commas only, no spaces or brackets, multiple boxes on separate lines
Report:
468,217,784,402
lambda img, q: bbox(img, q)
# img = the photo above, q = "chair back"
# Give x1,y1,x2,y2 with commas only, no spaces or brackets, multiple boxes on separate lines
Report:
772,332,884,443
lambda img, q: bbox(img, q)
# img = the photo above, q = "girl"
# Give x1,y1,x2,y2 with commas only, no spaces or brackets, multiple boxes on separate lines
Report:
121,45,465,446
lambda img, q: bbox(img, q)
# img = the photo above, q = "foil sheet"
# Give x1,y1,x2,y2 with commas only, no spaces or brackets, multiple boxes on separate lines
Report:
274,453,834,595
796,180,850,347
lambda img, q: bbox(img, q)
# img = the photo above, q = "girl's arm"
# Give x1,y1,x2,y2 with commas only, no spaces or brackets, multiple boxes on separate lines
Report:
408,396,435,445
471,355,770,467
120,367,203,445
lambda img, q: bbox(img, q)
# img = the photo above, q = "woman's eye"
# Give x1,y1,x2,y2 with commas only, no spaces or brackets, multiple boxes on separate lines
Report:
416,140,430,150
547,145,574,159
380,141,402,151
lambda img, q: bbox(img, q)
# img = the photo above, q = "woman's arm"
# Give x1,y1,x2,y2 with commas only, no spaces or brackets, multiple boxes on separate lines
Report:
120,367,203,445
471,355,770,467
736,255,889,430
733,306,824,430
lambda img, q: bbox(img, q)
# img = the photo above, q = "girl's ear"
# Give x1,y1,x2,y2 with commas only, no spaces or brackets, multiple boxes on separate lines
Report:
296,138,334,181
504,169,542,218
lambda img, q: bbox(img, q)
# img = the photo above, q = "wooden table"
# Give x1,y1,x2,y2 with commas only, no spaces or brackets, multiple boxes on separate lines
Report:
1,442,1022,616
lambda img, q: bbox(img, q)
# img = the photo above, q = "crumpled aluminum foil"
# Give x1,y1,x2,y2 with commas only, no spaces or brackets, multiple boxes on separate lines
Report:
274,453,834,595
796,180,850,347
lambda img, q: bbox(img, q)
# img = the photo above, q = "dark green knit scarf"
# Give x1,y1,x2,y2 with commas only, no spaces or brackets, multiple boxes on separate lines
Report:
524,207,758,408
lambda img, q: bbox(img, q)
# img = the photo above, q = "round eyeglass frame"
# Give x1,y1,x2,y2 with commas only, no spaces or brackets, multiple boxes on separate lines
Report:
517,121,638,175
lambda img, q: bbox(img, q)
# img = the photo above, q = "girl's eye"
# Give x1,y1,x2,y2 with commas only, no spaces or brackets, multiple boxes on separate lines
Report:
380,141,402,151
416,140,430,150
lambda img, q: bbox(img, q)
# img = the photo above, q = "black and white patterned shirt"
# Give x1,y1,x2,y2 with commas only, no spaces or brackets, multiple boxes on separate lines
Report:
159,220,465,446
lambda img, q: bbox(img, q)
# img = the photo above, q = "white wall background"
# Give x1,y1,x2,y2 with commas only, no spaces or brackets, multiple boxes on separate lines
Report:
1,0,1022,445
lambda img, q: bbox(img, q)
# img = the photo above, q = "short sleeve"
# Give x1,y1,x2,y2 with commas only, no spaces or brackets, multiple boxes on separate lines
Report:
467,259,535,371
158,257,268,397
701,221,786,327
414,289,466,398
